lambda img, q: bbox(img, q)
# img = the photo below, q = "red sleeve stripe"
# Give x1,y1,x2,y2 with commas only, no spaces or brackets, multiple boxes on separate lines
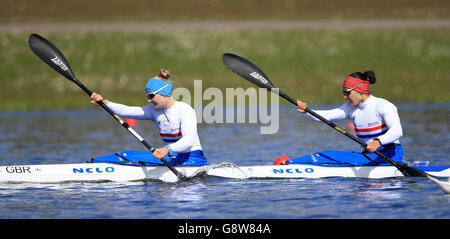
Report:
160,132,182,137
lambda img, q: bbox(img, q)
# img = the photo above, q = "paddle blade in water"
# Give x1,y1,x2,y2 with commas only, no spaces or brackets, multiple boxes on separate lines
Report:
28,33,75,81
222,53,274,89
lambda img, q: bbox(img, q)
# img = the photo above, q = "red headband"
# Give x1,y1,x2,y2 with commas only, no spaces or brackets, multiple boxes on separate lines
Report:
343,76,370,94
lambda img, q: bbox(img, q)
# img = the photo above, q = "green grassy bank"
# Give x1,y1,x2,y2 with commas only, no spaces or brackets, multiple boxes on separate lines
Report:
3,0,449,23
1,29,449,110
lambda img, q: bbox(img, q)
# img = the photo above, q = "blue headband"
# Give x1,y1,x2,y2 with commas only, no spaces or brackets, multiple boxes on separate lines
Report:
145,78,173,96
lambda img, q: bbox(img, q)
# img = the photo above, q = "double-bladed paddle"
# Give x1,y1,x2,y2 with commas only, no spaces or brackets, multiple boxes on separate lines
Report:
223,52,450,193
28,33,186,180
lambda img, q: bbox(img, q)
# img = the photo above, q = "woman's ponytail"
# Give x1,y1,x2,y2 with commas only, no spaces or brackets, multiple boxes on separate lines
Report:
363,70,376,84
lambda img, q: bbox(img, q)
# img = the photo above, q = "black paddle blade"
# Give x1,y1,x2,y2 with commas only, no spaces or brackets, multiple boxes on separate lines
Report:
222,53,275,89
28,33,75,81
397,164,427,177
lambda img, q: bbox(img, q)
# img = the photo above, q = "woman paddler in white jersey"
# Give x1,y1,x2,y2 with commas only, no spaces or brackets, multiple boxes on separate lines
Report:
286,70,404,166
90,69,207,166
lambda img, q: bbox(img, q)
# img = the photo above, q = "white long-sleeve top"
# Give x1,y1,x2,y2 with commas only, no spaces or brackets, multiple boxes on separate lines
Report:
305,95,403,145
107,101,202,153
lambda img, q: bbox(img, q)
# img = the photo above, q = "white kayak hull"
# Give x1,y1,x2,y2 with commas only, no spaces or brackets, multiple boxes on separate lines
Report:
1,163,449,183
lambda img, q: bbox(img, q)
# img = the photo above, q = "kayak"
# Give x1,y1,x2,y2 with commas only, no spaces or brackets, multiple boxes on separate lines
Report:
1,161,449,183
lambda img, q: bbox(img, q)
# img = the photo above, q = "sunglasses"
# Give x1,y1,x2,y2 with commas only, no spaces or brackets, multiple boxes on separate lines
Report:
342,83,365,96
146,93,156,99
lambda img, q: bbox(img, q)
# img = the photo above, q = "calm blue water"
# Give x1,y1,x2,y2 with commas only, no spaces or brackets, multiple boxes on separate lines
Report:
0,104,449,219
